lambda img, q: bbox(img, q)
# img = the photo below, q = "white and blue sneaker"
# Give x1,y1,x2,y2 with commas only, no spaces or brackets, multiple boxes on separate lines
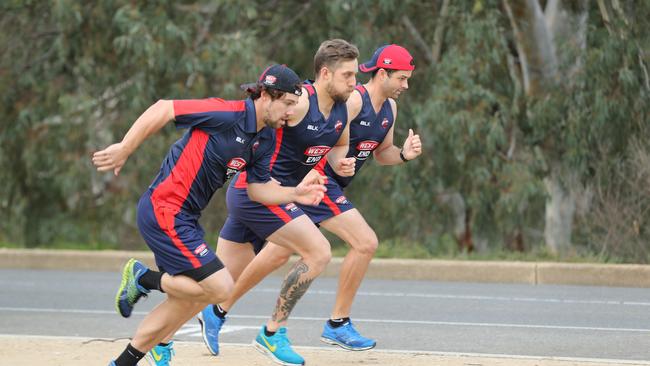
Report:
253,326,304,366
145,341,175,366
320,319,376,351
197,305,226,355
115,258,150,318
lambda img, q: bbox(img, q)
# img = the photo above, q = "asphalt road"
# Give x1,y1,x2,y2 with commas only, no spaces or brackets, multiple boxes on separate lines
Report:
1,269,649,362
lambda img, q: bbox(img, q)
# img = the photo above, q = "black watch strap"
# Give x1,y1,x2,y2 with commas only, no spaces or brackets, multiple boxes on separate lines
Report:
400,150,409,163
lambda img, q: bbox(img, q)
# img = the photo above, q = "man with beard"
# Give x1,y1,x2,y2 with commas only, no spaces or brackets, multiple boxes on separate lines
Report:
199,44,422,361
92,65,326,366
198,39,360,366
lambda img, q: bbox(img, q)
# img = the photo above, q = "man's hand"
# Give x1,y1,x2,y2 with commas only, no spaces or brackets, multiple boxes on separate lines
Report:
332,157,356,177
301,169,328,186
92,142,131,176
293,181,327,206
401,129,422,161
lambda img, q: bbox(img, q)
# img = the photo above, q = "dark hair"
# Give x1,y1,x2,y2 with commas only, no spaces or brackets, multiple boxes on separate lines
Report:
313,39,359,78
371,68,397,79
246,82,287,101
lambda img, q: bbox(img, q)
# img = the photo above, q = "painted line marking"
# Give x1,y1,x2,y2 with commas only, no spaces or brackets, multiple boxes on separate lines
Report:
1,307,649,333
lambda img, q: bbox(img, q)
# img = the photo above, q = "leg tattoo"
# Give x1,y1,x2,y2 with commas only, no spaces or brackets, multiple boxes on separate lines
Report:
271,261,313,323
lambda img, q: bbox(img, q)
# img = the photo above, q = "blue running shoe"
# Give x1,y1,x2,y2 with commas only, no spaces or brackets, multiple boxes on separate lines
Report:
115,258,150,318
108,361,116,366
253,326,304,366
320,319,376,351
145,341,175,366
197,305,225,355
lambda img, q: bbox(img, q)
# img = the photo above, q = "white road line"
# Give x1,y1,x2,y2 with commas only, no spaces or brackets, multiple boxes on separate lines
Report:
176,324,258,336
252,288,650,306
1,307,649,333
0,334,648,365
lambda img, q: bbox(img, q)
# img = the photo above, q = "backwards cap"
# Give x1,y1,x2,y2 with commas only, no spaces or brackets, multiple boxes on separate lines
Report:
359,44,415,73
241,64,302,96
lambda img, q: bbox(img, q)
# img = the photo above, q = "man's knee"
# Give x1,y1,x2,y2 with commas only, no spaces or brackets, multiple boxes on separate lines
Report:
307,237,332,270
354,232,379,256
201,270,234,304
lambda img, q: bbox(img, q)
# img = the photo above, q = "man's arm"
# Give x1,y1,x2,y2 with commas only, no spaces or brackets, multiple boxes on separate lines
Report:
326,89,363,176
92,99,174,175
247,180,326,206
373,99,422,165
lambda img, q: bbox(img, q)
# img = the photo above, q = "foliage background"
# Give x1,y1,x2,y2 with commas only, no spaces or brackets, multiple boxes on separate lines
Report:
1,0,648,262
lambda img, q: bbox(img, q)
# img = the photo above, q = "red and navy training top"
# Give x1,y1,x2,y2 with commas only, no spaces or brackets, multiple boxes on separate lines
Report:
149,98,274,216
316,85,394,188
234,81,348,188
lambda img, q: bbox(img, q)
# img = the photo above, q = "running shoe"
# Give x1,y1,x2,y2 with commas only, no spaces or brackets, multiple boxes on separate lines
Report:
253,326,304,366
115,258,150,318
197,305,225,355
145,341,175,366
320,319,376,350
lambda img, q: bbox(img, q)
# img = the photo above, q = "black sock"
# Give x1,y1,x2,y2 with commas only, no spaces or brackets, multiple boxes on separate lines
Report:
158,341,170,347
264,326,277,337
138,270,164,292
328,317,350,328
213,304,227,319
114,343,145,366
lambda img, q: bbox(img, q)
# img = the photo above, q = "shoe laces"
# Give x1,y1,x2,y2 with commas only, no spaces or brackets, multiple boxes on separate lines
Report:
273,328,293,348
341,321,362,339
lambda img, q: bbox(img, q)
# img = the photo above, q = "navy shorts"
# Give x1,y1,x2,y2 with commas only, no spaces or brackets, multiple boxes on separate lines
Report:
137,191,223,280
298,178,355,224
219,186,305,252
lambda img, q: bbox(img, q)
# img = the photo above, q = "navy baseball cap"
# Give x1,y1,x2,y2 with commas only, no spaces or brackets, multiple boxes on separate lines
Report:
241,64,303,96
359,44,415,73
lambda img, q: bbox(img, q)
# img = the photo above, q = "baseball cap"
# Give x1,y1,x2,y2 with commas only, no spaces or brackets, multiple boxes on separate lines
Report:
359,44,415,73
241,64,303,96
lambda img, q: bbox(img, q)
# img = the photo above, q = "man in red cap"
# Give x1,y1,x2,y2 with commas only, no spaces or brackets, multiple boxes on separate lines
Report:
201,44,422,356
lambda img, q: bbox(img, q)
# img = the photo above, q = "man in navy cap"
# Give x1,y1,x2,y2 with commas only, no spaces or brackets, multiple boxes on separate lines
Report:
93,64,326,366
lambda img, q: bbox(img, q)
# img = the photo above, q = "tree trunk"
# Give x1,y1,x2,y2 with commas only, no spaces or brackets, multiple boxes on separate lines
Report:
504,0,588,254
543,168,577,254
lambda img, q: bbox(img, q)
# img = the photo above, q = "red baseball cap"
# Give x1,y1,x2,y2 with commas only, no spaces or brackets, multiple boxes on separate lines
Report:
359,44,415,73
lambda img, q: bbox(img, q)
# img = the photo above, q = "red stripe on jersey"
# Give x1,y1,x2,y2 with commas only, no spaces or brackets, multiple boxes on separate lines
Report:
314,155,328,176
269,127,284,172
151,201,202,268
304,84,315,96
234,171,248,189
322,194,342,216
174,99,246,117
151,129,210,211
355,85,366,95
265,204,292,223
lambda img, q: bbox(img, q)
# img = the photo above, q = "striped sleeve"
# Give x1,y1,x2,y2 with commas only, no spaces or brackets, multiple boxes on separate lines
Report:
173,98,246,134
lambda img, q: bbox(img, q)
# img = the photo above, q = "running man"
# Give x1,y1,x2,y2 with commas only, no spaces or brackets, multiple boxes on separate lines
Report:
92,65,326,366
198,39,360,366
200,44,422,359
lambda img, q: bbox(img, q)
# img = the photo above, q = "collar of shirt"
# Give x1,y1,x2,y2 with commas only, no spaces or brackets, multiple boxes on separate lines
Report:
244,98,257,133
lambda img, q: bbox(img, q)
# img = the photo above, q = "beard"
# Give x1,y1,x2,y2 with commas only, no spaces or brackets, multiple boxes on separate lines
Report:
327,83,352,104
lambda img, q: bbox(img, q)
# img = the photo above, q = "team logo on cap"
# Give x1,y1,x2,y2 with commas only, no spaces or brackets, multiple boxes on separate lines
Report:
264,75,277,85
382,58,392,65
381,118,390,129
335,120,343,133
